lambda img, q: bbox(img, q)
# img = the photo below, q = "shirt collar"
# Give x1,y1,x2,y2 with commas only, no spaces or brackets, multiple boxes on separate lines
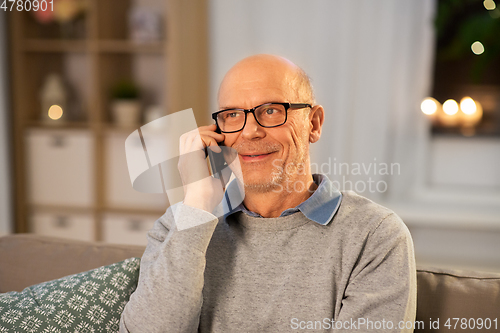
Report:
223,174,342,225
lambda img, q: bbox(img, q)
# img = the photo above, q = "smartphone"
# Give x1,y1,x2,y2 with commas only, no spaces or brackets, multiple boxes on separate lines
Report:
207,126,227,179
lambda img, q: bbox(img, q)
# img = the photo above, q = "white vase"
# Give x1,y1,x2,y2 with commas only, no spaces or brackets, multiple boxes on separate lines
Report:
111,99,141,127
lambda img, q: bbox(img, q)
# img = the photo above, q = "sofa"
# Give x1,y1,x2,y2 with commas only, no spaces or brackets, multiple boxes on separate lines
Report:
1,234,499,332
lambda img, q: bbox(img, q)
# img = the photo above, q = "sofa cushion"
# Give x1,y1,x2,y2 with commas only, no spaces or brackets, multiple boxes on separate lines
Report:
416,266,500,332
0,257,140,332
0,234,146,293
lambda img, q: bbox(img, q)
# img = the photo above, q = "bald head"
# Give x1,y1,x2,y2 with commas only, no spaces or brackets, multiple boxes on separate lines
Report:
218,54,315,109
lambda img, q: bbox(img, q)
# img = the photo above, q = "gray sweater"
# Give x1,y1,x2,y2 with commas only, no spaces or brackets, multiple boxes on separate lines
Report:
120,191,416,332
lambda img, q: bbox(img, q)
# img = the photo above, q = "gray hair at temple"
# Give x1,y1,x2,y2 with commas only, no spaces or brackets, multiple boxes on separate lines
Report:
293,66,316,106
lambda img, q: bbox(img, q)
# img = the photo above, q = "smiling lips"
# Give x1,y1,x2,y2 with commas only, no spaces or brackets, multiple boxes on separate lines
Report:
239,152,274,162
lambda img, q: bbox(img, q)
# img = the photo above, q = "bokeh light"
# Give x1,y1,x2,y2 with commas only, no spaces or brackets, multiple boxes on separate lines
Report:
484,0,496,10
48,105,63,120
443,99,458,115
460,97,477,115
471,41,485,55
421,97,439,115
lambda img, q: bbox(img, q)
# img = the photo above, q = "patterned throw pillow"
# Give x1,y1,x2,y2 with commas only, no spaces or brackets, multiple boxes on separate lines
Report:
0,257,140,333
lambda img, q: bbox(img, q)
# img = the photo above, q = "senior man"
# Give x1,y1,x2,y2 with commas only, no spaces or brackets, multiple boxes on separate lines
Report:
120,54,417,332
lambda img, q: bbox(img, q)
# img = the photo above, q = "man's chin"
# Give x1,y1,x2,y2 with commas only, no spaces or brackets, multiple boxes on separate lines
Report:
243,181,281,194
234,162,286,194
240,172,285,194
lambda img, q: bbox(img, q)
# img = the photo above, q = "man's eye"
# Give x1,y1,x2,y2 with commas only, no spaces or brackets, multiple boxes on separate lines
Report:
222,111,241,120
265,108,278,115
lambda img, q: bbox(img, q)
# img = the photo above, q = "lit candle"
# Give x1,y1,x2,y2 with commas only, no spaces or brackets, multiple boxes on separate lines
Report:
459,97,483,127
438,99,460,127
420,97,440,123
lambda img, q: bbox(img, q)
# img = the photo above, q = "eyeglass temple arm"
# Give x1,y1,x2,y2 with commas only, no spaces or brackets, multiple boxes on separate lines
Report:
291,103,312,109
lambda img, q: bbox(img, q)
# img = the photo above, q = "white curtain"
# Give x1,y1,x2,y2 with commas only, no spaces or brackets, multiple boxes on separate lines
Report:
209,0,436,202
0,11,12,235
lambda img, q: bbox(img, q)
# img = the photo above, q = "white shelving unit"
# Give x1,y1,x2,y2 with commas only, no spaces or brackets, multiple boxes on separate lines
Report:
10,0,209,244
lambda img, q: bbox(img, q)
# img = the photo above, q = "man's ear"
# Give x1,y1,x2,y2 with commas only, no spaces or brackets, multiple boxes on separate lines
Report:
309,105,324,143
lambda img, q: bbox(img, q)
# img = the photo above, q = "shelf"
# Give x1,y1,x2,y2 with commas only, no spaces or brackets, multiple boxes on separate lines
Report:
26,121,91,129
21,39,166,54
98,40,165,54
23,39,87,53
101,206,166,217
30,204,95,215
103,124,144,133
29,204,164,217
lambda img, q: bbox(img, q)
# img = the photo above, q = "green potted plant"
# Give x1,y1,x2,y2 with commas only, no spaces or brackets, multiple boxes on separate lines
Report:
110,79,141,127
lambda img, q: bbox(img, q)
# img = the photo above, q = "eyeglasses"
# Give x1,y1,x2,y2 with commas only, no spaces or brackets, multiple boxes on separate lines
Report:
212,102,312,133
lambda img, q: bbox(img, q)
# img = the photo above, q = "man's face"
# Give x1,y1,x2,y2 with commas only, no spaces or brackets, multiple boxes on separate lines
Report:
218,61,312,192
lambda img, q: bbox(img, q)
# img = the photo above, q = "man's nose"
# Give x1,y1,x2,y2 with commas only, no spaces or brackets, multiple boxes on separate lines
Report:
241,112,265,140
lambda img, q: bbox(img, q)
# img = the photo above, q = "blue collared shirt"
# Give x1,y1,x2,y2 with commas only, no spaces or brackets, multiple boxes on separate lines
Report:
224,174,342,225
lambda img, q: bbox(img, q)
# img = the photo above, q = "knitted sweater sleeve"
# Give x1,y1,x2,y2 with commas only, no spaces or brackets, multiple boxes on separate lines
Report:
119,203,218,333
336,213,417,333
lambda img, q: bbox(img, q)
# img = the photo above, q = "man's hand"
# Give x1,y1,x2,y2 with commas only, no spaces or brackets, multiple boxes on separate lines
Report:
178,124,228,213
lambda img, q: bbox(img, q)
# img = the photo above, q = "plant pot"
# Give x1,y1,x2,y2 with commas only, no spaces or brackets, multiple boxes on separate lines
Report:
111,99,141,127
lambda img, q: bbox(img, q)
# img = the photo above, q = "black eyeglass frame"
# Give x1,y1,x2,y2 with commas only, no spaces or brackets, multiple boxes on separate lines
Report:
212,102,312,133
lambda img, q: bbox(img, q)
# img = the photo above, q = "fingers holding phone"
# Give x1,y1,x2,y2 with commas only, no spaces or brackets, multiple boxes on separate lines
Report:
178,124,226,212
180,124,224,154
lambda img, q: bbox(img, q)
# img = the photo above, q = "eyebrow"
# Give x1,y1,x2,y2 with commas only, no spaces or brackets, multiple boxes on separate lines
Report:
218,106,239,110
218,101,287,111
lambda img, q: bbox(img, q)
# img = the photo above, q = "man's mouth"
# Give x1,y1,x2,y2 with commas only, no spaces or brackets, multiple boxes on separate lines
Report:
239,152,274,161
